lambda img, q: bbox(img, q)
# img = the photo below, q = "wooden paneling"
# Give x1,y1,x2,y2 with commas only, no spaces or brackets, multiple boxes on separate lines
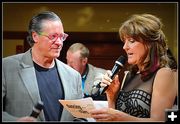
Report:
59,32,126,70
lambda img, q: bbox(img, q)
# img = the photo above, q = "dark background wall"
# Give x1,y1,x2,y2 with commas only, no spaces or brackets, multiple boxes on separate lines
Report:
3,2,178,70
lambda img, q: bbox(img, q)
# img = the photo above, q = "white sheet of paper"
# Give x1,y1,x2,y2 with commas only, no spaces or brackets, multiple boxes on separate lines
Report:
93,100,108,109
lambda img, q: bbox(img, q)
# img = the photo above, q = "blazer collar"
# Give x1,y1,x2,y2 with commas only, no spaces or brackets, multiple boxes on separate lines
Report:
20,49,34,68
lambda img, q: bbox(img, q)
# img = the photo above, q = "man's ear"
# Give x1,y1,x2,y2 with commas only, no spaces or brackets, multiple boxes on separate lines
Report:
82,57,88,65
32,31,39,43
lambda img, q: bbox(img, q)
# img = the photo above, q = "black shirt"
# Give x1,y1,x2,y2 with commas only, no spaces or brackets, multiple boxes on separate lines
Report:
34,62,64,121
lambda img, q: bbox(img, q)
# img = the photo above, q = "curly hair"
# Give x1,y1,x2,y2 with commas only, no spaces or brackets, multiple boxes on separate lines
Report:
119,14,171,81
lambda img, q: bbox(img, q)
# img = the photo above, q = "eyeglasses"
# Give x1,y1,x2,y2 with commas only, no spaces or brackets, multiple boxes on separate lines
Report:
37,32,68,42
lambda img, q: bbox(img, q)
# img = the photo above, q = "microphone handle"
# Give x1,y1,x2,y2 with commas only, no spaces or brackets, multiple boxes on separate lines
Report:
100,86,108,95
100,73,116,95
30,110,40,118
30,101,44,118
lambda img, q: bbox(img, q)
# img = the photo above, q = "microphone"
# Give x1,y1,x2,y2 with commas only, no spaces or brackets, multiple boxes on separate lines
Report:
97,55,127,95
30,101,44,118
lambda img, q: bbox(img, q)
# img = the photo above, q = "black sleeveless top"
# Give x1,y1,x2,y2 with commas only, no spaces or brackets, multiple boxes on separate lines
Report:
115,71,157,118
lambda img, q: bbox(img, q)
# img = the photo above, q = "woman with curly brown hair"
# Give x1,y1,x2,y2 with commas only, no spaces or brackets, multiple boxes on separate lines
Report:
90,14,177,122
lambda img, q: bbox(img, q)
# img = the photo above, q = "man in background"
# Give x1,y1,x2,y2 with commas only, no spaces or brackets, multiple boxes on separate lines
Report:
66,43,107,100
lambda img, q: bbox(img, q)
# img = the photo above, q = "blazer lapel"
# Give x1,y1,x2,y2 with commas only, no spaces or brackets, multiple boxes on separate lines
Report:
19,67,40,102
55,60,70,100
19,49,41,102
18,49,45,121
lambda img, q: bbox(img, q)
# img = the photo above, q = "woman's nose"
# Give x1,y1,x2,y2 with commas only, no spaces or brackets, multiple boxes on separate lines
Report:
123,42,129,50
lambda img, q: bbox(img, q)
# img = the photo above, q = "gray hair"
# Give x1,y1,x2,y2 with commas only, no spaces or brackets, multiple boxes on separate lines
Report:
26,11,62,46
67,43,90,58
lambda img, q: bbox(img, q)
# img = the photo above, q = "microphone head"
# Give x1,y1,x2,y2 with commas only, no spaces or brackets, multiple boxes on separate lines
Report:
115,55,127,66
35,101,44,110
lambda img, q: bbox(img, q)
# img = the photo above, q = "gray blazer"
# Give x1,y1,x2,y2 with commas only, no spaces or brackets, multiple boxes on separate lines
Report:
2,49,83,122
84,64,106,95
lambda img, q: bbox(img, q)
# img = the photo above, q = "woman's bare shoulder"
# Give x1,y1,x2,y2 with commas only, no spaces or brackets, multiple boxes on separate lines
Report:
154,67,175,89
156,67,174,77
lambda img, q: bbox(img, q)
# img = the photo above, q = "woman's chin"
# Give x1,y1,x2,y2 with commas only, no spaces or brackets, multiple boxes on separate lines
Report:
128,60,135,65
